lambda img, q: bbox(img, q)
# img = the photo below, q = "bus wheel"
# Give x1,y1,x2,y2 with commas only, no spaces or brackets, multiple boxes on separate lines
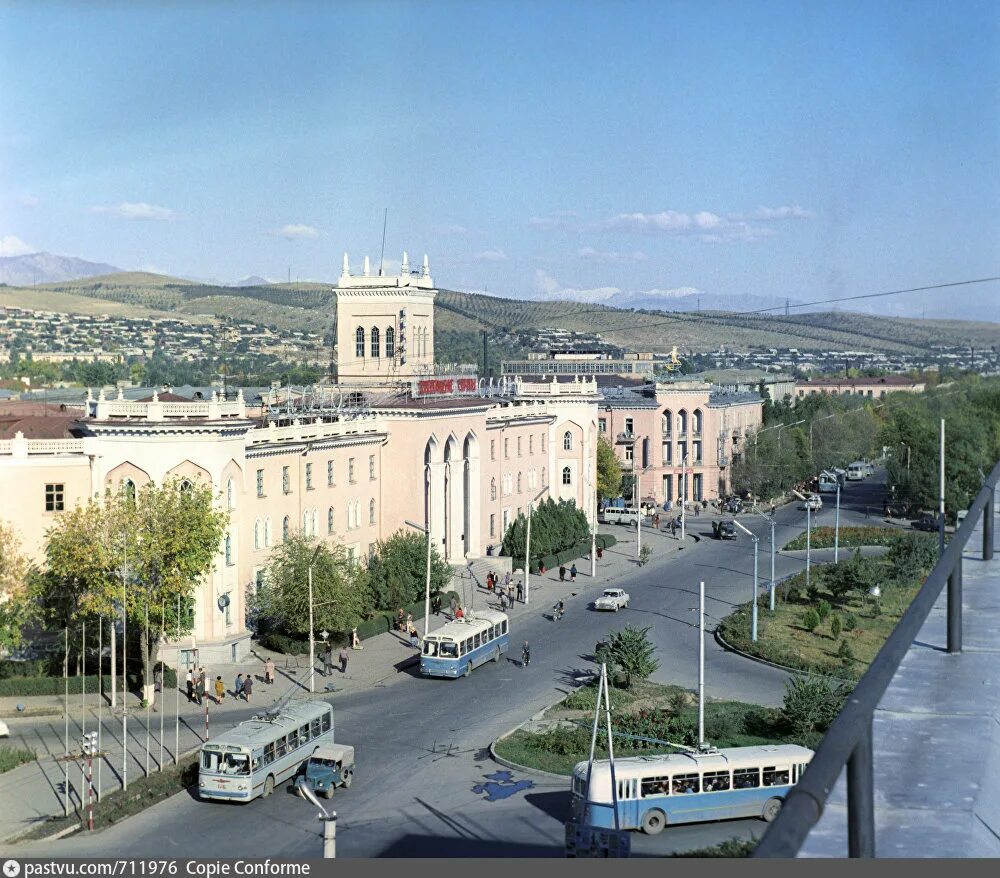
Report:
641,809,666,835
263,775,274,798
762,797,783,822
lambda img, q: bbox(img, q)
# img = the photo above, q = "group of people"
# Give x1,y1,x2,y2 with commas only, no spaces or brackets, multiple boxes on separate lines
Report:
557,564,578,582
323,642,352,674
186,661,274,705
482,573,523,608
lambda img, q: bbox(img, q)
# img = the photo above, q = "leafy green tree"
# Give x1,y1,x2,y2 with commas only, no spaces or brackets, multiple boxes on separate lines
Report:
604,624,659,689
364,530,451,611
781,675,851,743
830,614,842,641
801,609,820,632
826,550,879,602
252,535,370,640
596,437,622,500
0,521,35,650
501,498,590,564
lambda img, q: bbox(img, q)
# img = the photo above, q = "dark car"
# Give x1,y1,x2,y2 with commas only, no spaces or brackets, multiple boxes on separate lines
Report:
714,520,737,540
911,513,938,532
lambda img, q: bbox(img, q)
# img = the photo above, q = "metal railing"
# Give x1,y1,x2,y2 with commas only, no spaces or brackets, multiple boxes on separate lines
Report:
755,457,999,858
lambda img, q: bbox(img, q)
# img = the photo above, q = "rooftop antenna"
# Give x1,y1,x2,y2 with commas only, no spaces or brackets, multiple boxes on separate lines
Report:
378,208,388,276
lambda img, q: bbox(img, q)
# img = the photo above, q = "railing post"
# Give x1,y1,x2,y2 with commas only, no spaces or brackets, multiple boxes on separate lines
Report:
947,557,963,654
847,717,875,858
984,486,995,561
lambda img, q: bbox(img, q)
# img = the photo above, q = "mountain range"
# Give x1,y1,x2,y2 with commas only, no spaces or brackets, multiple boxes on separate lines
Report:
0,252,121,286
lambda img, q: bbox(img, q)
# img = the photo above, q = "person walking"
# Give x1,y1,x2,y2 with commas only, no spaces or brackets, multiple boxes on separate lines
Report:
408,624,420,649
558,564,566,582
242,672,253,702
339,646,349,674
570,563,577,583
516,580,524,603
323,643,334,677
264,657,275,686
507,582,515,606
521,640,531,668
351,628,363,650
449,596,458,619
235,673,244,700
214,675,225,704
154,665,163,698
185,668,194,703
198,668,207,706
669,517,677,537
406,612,414,631
504,571,511,592
498,588,507,611
194,670,204,706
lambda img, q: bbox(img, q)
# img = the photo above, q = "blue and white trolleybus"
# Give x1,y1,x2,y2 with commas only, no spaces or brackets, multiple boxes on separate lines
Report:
420,609,509,678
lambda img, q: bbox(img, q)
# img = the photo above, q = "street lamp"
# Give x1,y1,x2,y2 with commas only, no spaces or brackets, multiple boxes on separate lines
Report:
792,490,813,591
633,456,654,559
404,519,433,638
296,777,337,858
524,486,549,606
822,470,841,563
732,520,760,642
308,544,322,694
753,505,777,611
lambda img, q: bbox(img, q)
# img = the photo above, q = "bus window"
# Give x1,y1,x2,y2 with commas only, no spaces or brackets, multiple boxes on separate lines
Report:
251,751,262,772
487,626,494,641
703,770,731,792
641,775,670,797
440,642,458,658
221,753,249,775
264,742,275,765
423,640,438,657
474,633,481,649
311,719,321,739
501,620,507,635
288,729,299,750
734,768,760,789
617,780,633,800
672,773,700,795
763,767,790,786
300,724,310,744
203,751,221,771
321,712,331,733
276,735,288,758
465,638,472,654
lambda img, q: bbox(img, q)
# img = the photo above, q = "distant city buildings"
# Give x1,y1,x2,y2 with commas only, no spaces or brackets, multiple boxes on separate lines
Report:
503,349,656,378
795,374,926,399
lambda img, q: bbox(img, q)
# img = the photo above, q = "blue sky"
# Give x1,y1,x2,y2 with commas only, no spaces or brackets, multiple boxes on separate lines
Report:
1,0,997,319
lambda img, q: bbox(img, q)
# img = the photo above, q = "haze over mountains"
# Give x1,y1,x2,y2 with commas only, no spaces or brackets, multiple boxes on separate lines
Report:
0,252,121,286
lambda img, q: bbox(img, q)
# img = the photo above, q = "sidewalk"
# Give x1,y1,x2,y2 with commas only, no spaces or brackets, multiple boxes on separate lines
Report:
0,522,688,842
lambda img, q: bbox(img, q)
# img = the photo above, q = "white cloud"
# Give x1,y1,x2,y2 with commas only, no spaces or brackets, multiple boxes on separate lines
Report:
747,205,814,220
90,201,175,221
436,223,469,235
534,269,622,303
17,194,40,208
0,235,36,256
577,247,647,264
534,270,707,308
602,203,812,242
606,210,693,233
472,249,508,262
270,223,320,240
528,211,578,230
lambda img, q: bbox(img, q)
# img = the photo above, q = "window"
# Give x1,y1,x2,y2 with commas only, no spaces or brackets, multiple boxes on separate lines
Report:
327,459,334,486
44,483,64,512
327,507,334,535
303,511,310,534
282,466,290,493
310,718,321,739
541,467,546,485
662,442,672,464
254,520,262,551
300,723,310,744
517,436,522,457
693,473,703,502
369,454,375,480
256,469,264,497
678,410,688,434
282,516,290,541
598,418,606,433
490,514,496,537
517,472,522,493
385,326,395,358
369,498,376,525
371,326,380,358
288,728,299,750
703,770,731,792
504,438,509,458
179,479,193,493
693,409,703,435
563,431,573,451
321,712,331,733
263,742,275,766
562,466,572,486
227,478,234,509
662,410,672,436
354,500,360,529
275,736,288,758
672,773,700,795
733,768,760,789
264,518,272,547
625,445,634,462
678,441,687,462
490,478,497,501
474,633,481,649
529,435,534,454
305,463,313,490
502,509,509,531
355,326,364,358
624,418,633,435
121,478,136,501
349,458,355,483
490,439,496,460
762,767,790,787
541,433,546,453
693,440,702,463
224,534,233,566
641,776,671,798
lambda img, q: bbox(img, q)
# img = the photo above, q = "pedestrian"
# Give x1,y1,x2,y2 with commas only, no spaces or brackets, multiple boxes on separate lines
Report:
507,583,514,605
235,673,244,699
194,671,204,706
596,545,604,560
516,580,524,602
185,668,194,703
498,589,507,611
264,657,275,685
770,503,777,517
214,675,225,703
694,504,700,517
670,518,677,537
154,665,162,697
351,628,363,650
570,563,577,582
396,608,405,632
559,564,566,582
521,640,531,668
339,645,349,674
323,643,334,676
406,612,413,631
449,596,458,619
408,624,420,649
504,571,511,591
432,594,442,615
198,668,207,705
455,605,465,619
242,672,253,702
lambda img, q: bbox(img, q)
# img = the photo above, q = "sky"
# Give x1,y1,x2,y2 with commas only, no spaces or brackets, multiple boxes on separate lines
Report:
1,0,998,320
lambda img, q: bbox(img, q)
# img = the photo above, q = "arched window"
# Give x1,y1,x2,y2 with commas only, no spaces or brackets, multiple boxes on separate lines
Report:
303,510,310,535
224,534,232,565
346,503,353,530
662,409,673,437
355,326,365,358
541,466,546,485
563,430,573,451
693,409,703,435
490,478,497,501
517,472,522,493
678,409,688,434
354,500,360,529
226,478,234,509
121,478,136,501
562,466,572,486
385,326,395,358
179,478,193,493
369,498,376,525
264,517,272,547
254,520,262,551
327,507,334,535
282,516,290,541
371,326,380,359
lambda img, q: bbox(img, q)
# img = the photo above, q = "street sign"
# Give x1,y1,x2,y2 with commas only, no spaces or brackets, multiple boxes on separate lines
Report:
565,821,631,858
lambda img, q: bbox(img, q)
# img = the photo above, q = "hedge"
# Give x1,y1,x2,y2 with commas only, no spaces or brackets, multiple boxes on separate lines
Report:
529,535,616,575
0,665,178,698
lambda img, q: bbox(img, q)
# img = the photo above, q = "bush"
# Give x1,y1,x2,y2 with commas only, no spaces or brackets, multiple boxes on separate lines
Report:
0,666,177,697
781,675,851,740
838,640,855,665
705,709,742,741
786,587,802,603
806,584,822,603
801,609,820,632
830,615,842,640
604,625,659,689
535,725,590,755
258,632,308,655
816,600,831,621
740,706,778,738
844,614,857,631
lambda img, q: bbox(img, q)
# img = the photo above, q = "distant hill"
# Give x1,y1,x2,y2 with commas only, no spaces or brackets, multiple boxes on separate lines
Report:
1,271,997,354
0,252,120,286
230,275,273,287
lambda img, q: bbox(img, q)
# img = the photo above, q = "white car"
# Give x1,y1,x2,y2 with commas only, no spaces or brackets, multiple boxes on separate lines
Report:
801,494,823,511
593,588,630,612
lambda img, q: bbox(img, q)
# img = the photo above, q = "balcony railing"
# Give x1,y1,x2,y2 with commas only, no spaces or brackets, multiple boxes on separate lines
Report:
616,431,637,446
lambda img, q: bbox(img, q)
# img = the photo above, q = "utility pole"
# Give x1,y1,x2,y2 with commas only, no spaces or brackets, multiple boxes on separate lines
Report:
698,580,705,747
482,330,488,379
308,544,321,694
939,418,946,556
792,490,812,592
733,520,760,641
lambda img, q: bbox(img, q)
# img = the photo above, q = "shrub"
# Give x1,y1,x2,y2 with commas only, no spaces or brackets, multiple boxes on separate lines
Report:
816,600,831,621
0,666,177,698
740,706,777,738
705,709,742,741
781,675,851,739
502,497,591,562
838,640,855,665
604,625,659,689
530,535,616,575
844,614,858,631
535,725,590,755
806,584,823,603
785,587,802,603
667,691,689,717
801,609,820,632
830,615,842,641
258,632,308,655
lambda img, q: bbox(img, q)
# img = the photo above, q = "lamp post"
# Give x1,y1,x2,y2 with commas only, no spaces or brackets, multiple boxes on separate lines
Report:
753,505,777,611
732,520,760,642
307,544,321,694
792,490,812,592
524,486,549,606
822,470,841,564
680,454,689,542
405,519,433,638
296,777,337,858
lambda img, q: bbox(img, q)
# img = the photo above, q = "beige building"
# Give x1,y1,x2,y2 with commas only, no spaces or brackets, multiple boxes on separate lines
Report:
795,375,925,399
1,257,599,663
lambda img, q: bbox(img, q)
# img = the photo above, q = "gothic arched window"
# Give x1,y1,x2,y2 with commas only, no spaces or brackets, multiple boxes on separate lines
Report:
371,326,380,359
355,326,365,358
385,327,395,358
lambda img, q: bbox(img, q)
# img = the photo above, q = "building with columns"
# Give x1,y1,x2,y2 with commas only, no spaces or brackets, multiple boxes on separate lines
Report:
0,253,599,663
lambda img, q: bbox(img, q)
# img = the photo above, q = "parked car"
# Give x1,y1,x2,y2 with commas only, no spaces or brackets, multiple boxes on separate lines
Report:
713,520,737,540
911,513,938,532
801,494,823,511
593,588,630,612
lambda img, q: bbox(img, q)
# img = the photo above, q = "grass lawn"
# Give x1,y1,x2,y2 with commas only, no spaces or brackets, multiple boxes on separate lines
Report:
16,755,199,841
782,525,918,552
719,564,924,680
0,746,36,774
494,680,794,776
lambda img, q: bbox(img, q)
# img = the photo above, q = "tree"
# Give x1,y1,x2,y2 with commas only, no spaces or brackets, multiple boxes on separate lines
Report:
501,498,590,564
0,521,35,651
604,624,659,689
596,437,622,500
781,675,851,743
830,614,842,641
364,530,451,611
801,609,820,632
826,550,879,602
252,535,370,639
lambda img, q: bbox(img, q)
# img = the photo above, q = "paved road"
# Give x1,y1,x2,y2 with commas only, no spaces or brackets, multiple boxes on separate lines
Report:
3,475,889,858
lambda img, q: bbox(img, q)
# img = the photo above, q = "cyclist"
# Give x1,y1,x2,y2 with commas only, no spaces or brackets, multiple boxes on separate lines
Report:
553,600,565,620
521,640,531,667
